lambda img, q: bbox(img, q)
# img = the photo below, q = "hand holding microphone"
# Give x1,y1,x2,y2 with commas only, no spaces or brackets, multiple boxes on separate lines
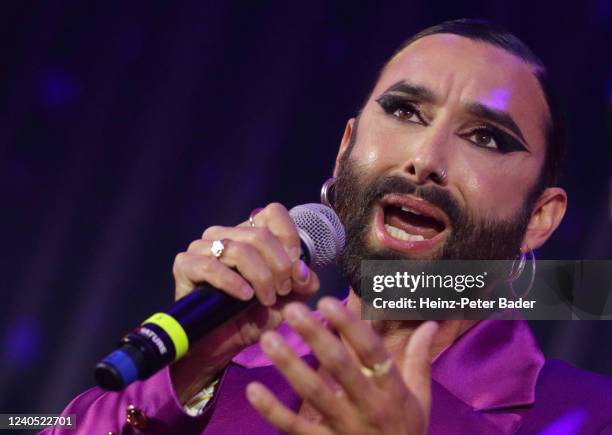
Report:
175,203,316,308
94,203,344,401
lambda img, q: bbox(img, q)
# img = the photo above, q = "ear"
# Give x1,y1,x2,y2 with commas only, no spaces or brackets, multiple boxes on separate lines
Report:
332,118,355,178
521,187,567,251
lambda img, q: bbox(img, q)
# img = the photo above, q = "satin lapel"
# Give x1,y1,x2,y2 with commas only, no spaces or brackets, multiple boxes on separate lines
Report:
431,319,544,412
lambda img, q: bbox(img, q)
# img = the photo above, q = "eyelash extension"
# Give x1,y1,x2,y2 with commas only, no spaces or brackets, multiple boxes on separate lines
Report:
466,125,527,154
376,94,426,124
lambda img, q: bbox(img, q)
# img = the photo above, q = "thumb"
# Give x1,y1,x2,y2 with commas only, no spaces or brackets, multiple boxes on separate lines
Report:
401,321,439,415
290,260,320,297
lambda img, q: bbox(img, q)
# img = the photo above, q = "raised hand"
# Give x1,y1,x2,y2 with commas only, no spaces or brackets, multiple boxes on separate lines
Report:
246,297,438,435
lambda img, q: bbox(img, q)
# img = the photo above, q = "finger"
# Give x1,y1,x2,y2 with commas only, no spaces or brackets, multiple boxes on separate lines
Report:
172,252,253,301
198,226,293,296
401,321,438,414
259,330,349,423
290,260,320,297
282,302,378,410
316,297,405,396
188,239,277,306
246,382,328,435
246,203,301,262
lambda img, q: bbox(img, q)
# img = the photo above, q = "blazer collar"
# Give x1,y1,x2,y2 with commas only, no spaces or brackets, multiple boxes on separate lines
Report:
431,316,544,411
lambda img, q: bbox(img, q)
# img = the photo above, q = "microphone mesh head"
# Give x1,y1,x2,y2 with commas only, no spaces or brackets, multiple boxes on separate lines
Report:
289,203,345,269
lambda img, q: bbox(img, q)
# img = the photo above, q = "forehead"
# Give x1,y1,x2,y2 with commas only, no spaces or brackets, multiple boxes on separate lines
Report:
372,33,550,149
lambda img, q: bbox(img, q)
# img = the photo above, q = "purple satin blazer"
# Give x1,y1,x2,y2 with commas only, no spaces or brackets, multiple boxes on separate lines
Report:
42,319,612,434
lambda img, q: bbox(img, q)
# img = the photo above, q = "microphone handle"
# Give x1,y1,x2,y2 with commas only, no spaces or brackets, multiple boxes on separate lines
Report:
170,285,253,340
94,242,310,391
94,286,253,391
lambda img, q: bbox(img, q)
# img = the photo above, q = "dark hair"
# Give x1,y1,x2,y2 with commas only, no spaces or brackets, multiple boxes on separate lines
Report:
354,19,566,192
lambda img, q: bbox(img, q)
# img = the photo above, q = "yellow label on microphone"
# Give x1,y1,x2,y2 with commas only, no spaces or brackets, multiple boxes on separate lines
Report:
143,312,189,360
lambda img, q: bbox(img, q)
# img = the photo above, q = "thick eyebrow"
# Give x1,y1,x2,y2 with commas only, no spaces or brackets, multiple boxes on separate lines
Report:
464,102,527,145
380,80,437,104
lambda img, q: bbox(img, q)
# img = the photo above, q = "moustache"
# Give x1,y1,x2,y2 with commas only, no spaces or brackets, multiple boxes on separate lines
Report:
363,175,464,227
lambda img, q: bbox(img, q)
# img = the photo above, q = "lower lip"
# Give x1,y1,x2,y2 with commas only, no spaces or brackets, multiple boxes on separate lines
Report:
374,207,448,255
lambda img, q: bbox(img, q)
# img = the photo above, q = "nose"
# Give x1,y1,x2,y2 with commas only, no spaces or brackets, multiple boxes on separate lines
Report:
402,127,449,186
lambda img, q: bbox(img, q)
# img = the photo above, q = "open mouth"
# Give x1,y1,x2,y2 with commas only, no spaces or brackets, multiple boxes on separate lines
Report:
374,193,450,254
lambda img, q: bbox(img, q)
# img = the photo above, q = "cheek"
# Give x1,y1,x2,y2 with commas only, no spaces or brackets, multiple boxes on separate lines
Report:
351,117,414,170
457,153,539,220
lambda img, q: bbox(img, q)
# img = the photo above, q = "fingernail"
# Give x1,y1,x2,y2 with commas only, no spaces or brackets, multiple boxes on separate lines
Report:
246,383,262,402
319,297,340,314
425,321,440,334
260,332,281,352
296,260,309,284
289,246,301,262
284,304,306,324
263,292,276,306
278,279,292,296
240,285,254,299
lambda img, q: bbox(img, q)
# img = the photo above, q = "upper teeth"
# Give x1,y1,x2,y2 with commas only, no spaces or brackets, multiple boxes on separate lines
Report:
401,206,422,216
385,224,425,241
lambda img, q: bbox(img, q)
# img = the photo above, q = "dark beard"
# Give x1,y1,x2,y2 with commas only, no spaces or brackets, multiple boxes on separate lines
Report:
333,157,535,296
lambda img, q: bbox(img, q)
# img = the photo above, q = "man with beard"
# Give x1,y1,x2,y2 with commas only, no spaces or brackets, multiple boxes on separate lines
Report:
47,19,612,435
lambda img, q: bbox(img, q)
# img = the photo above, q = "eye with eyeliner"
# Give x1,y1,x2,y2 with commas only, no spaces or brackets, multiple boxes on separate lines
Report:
463,124,527,154
376,94,528,154
376,94,427,125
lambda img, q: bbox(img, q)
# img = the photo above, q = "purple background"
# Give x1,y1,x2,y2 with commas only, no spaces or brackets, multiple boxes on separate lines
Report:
1,0,611,416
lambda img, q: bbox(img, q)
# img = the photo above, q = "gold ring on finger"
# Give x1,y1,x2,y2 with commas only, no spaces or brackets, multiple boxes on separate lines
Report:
248,207,264,227
360,357,393,379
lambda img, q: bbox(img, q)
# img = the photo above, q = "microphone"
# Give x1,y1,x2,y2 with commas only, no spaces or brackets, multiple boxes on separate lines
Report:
94,203,345,391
